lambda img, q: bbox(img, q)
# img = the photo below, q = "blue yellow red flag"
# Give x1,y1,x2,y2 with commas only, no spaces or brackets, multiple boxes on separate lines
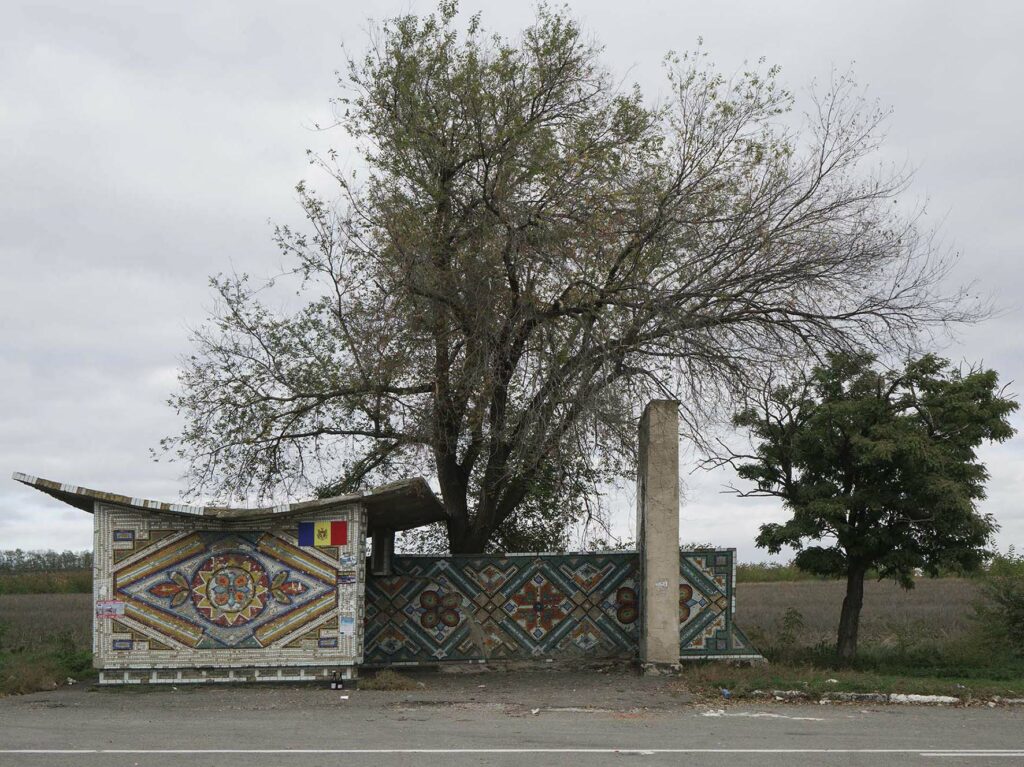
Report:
297,521,348,547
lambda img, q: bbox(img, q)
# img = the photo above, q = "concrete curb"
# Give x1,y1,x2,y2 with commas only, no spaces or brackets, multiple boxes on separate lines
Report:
738,689,1024,707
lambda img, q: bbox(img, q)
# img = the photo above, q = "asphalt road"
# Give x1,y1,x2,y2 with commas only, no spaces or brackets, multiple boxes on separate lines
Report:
0,673,1021,767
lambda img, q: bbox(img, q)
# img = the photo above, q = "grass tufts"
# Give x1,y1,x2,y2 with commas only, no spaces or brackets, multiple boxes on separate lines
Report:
358,670,419,691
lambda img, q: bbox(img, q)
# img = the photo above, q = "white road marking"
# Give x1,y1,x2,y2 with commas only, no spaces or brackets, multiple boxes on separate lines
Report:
2,749,1024,755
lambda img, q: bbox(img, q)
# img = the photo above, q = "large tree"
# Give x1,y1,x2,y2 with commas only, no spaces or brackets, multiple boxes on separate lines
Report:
165,2,977,553
723,352,1016,661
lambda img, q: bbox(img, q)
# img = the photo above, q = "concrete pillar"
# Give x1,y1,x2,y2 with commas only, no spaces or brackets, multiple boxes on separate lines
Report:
370,529,395,576
636,400,681,671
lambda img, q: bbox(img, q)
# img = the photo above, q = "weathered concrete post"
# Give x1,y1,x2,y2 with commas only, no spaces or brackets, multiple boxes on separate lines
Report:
370,529,395,576
636,400,681,672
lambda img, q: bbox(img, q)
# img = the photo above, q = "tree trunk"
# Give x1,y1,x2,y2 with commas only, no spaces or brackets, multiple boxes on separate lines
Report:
441,488,472,553
445,517,473,554
444,492,493,554
447,502,503,553
836,560,867,663
449,529,488,554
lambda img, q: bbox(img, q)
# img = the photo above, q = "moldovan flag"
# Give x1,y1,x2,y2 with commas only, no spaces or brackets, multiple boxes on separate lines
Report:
297,520,348,547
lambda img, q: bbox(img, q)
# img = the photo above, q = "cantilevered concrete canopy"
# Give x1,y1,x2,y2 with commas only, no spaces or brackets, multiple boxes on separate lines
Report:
12,472,446,535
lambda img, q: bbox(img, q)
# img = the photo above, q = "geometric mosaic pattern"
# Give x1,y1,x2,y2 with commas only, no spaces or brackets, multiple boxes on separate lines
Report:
364,553,640,663
114,531,337,650
678,550,758,659
92,503,365,674
364,550,760,664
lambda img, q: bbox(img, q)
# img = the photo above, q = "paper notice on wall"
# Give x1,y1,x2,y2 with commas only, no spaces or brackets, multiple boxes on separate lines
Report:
95,599,125,618
339,616,356,636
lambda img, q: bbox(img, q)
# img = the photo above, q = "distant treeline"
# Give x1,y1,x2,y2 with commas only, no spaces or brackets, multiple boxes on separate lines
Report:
0,549,93,573
736,560,990,583
736,562,835,582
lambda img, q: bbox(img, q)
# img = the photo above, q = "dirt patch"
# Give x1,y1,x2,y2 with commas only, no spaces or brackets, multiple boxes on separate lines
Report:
358,669,420,691
353,665,694,712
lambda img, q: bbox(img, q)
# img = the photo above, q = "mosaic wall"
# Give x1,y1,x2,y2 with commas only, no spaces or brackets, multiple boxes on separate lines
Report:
364,553,639,663
678,550,757,659
92,503,365,675
363,550,758,664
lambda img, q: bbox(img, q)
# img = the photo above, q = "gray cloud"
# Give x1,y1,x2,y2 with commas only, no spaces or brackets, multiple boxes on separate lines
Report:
2,0,1021,561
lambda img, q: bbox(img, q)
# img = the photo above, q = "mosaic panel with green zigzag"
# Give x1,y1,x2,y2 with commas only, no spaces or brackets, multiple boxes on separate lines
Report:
363,550,757,663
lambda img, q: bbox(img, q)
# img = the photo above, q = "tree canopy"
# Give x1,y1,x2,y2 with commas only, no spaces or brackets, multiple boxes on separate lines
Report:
725,352,1017,659
165,2,979,553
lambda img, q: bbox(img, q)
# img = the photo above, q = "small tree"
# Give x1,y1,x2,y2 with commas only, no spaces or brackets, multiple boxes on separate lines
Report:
723,352,1016,661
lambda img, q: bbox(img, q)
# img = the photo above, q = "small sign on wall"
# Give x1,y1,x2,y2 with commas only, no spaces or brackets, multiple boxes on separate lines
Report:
96,599,125,618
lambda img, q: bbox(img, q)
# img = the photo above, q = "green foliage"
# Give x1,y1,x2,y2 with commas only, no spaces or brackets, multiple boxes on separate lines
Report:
975,547,1024,655
584,537,637,552
684,659,1024,700
742,597,1024,683
0,549,92,572
0,625,93,695
772,640,1024,682
775,607,806,656
0,549,93,594
51,631,93,677
736,352,1016,587
731,351,1016,659
986,546,1024,579
391,458,594,553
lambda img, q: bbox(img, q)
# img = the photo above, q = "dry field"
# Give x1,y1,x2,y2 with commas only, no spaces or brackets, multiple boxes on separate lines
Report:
0,593,92,650
0,569,91,595
0,579,981,652
735,577,981,647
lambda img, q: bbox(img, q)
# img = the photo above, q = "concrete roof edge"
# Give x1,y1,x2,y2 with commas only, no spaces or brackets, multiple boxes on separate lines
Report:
12,472,445,528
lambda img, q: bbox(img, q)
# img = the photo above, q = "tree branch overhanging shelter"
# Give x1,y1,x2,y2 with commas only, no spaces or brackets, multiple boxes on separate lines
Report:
165,3,984,555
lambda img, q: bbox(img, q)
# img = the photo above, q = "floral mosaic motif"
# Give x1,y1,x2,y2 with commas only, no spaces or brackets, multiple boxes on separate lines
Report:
616,586,638,624
679,583,709,622
190,554,270,627
418,590,462,629
270,570,308,605
149,572,191,608
147,555,311,628
504,574,573,639
116,531,337,649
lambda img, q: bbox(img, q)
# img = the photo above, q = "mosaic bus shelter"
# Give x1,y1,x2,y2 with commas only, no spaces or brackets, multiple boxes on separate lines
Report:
12,472,445,685
15,417,761,683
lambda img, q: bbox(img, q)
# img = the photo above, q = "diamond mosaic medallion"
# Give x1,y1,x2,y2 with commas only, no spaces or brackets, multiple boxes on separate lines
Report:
115,532,336,649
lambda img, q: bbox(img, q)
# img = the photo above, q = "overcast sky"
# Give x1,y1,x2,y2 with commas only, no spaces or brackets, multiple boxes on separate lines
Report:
2,0,1021,561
